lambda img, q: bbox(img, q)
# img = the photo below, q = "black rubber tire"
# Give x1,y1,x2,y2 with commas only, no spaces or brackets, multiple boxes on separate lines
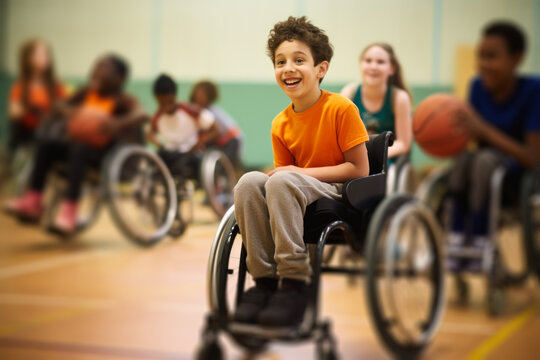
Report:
207,208,267,352
365,194,445,359
455,275,469,306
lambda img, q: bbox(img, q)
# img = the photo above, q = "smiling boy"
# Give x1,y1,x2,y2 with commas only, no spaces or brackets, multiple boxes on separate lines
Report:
233,16,369,327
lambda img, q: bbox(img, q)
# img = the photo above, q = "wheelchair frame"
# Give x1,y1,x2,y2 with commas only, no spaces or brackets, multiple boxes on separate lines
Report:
199,132,446,359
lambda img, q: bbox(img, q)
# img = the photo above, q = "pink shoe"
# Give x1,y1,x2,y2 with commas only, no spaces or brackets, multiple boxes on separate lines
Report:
4,191,43,222
52,201,78,234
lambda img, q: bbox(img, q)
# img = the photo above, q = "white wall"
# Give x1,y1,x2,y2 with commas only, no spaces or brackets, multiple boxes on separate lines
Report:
4,0,539,84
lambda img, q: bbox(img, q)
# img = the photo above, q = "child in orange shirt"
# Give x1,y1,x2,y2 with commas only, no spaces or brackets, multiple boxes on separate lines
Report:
7,55,148,234
8,39,66,157
233,17,369,327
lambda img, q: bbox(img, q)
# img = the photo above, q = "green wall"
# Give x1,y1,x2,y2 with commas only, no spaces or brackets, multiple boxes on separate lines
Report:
0,75,451,168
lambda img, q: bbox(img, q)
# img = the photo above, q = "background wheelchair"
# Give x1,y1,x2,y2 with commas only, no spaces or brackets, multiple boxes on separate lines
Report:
155,148,237,238
417,162,540,315
42,143,178,247
386,152,418,195
198,132,446,359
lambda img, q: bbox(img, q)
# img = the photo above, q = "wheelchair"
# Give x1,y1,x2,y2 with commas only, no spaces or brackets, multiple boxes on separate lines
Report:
326,151,418,285
417,160,540,315
155,148,237,238
198,132,446,359
41,143,178,247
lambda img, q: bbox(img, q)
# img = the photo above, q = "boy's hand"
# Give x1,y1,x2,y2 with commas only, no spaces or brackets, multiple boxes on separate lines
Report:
455,106,486,140
267,165,302,176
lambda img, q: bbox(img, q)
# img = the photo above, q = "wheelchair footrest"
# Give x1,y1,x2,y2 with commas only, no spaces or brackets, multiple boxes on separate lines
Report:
228,322,307,340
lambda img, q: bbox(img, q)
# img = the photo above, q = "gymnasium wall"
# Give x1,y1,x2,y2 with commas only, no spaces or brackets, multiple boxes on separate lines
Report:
1,0,539,168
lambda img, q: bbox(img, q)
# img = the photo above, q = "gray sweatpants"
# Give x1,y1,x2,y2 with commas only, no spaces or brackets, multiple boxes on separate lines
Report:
234,171,343,283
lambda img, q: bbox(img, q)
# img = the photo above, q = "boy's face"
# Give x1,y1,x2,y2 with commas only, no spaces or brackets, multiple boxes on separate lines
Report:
156,93,177,114
477,35,522,92
273,40,328,102
90,58,123,94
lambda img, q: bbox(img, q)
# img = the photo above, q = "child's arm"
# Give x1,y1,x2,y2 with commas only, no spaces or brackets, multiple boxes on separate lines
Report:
102,98,149,137
388,89,412,158
145,124,160,147
192,109,220,151
195,122,221,150
460,108,540,168
268,142,369,183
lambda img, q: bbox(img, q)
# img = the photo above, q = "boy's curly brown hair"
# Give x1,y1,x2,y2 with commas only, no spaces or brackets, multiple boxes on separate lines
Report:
267,16,334,66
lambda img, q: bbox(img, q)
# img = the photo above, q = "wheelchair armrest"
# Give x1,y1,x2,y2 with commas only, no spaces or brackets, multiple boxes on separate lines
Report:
342,173,387,210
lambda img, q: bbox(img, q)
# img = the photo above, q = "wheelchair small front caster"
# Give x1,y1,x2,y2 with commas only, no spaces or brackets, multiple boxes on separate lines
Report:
196,334,222,360
487,287,505,316
317,322,338,360
454,275,469,305
317,337,338,360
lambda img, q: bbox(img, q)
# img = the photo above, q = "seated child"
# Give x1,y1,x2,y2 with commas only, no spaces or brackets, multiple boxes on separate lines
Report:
233,16,369,327
448,21,540,271
7,54,148,234
190,80,244,168
8,39,67,158
340,43,412,159
148,74,218,178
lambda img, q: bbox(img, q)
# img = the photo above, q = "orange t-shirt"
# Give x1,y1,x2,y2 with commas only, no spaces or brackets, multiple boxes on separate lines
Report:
10,81,67,129
271,90,369,168
67,90,117,148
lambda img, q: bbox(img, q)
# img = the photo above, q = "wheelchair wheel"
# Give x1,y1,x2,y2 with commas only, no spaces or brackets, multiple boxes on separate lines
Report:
206,206,267,351
416,168,451,227
522,168,540,280
168,178,194,239
105,145,177,247
365,194,445,359
200,150,237,218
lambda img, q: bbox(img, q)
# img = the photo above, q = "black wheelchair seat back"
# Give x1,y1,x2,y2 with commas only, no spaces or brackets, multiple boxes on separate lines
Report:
304,132,395,245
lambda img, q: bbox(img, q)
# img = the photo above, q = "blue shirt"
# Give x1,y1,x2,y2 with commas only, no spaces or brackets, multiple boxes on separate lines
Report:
469,76,540,142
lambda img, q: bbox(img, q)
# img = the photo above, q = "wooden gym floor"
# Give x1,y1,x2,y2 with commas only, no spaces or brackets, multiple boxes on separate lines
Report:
0,197,539,360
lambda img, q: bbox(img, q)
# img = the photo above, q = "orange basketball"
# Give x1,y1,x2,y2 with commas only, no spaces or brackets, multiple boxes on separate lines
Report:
412,93,470,157
68,107,111,148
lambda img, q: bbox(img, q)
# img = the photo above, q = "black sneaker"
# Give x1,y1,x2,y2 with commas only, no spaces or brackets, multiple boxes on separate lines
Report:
233,278,277,323
258,279,309,327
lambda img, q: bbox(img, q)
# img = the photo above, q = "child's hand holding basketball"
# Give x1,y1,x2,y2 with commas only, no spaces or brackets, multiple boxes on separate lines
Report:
454,105,487,140
100,118,121,137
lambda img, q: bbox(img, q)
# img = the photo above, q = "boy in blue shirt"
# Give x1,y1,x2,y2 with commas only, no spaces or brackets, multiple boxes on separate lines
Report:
448,21,540,271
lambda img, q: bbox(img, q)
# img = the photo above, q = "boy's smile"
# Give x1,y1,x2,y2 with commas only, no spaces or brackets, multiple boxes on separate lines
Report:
274,40,328,112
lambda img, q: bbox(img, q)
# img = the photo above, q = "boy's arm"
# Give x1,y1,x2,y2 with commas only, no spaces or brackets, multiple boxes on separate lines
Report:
197,122,221,148
103,98,149,136
268,142,369,183
193,109,220,150
459,107,540,169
